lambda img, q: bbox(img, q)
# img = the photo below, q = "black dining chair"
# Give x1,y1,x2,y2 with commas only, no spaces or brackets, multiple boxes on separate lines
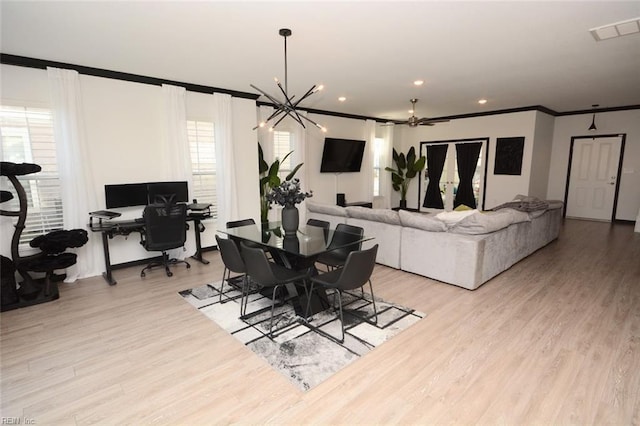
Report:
240,243,310,337
306,218,330,229
306,218,330,243
305,244,378,343
315,223,364,271
226,218,257,229
226,218,265,249
215,235,247,308
139,202,190,278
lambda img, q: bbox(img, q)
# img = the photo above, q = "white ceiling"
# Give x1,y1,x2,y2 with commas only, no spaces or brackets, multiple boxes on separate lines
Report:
2,1,640,121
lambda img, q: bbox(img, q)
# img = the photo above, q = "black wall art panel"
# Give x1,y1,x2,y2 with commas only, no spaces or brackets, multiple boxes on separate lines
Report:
494,137,525,175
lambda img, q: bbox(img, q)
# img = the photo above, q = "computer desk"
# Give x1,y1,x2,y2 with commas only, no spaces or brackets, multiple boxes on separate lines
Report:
89,212,212,285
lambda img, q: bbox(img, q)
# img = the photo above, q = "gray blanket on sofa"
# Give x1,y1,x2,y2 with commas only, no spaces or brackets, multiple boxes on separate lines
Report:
492,195,549,212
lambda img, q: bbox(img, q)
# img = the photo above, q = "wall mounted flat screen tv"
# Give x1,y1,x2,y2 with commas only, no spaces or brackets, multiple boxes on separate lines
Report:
320,137,366,173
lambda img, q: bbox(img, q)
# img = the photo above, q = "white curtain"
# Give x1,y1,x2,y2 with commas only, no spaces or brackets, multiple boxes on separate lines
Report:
162,84,193,186
213,93,239,230
47,67,101,280
378,123,394,209
257,106,275,163
257,106,276,221
362,119,376,202
161,84,194,258
291,114,309,224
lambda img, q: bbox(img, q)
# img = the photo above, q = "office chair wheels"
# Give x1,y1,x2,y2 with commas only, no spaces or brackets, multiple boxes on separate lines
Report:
140,271,146,278
187,263,191,269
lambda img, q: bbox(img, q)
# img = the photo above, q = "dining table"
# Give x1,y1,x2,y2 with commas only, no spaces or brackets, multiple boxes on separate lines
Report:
218,221,373,314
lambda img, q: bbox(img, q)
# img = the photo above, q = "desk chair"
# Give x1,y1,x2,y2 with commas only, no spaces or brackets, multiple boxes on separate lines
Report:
140,202,190,278
315,223,364,271
305,244,378,343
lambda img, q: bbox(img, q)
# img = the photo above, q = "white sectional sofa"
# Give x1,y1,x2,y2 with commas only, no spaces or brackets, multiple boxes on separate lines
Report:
306,199,563,290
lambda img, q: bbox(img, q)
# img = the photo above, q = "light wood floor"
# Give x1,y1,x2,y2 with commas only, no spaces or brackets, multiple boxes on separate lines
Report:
1,219,639,425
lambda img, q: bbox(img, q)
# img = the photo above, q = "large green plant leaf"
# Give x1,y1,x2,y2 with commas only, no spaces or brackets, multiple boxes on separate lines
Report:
258,143,269,174
397,152,407,170
391,172,403,185
406,146,416,169
392,148,400,165
285,163,304,181
413,156,426,172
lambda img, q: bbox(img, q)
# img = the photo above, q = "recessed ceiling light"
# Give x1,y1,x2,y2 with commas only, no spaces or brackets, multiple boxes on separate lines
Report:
338,96,346,102
413,80,424,86
478,99,488,104
590,17,640,41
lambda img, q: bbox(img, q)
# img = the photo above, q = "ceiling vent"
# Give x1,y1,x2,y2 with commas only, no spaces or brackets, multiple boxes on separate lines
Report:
590,17,640,41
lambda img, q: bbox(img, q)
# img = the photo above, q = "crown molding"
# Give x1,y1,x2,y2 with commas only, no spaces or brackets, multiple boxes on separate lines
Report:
0,53,260,100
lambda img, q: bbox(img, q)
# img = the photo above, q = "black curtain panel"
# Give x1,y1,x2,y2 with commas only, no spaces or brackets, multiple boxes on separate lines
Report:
423,144,449,209
453,142,482,209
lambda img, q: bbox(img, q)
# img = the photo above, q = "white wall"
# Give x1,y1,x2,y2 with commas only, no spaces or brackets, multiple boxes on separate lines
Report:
393,111,539,210
305,114,369,206
529,111,555,199
0,64,260,266
547,109,640,221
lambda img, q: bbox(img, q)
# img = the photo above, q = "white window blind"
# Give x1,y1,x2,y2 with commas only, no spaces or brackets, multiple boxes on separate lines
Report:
0,106,63,248
273,130,292,180
187,120,217,219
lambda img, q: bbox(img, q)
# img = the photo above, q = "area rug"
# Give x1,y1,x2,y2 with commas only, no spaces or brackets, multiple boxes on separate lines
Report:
179,280,425,391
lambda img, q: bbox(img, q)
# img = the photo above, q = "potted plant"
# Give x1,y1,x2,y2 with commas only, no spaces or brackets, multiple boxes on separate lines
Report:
258,142,303,224
385,146,426,209
266,178,313,235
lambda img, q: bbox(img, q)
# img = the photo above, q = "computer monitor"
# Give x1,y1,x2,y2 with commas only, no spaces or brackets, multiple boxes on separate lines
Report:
105,183,149,209
147,181,189,204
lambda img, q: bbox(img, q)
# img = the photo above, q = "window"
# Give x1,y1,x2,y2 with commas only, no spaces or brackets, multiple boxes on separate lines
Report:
273,130,293,180
373,137,384,196
0,105,63,248
187,120,217,219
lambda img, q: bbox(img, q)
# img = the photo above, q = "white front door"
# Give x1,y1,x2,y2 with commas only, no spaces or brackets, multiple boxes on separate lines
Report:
566,136,622,221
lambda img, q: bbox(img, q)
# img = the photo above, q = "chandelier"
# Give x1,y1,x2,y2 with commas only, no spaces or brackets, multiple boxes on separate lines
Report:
251,28,326,132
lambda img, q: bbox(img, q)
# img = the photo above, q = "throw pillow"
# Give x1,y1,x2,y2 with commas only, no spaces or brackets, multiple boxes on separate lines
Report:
449,208,530,235
398,210,447,232
454,204,473,211
305,201,348,217
345,206,401,225
435,209,478,226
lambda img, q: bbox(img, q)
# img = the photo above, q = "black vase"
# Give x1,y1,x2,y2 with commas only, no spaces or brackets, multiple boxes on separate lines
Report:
399,199,408,210
283,234,300,253
281,205,299,235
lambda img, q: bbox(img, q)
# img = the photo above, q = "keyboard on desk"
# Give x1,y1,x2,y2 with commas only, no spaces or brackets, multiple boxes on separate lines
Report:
90,219,144,233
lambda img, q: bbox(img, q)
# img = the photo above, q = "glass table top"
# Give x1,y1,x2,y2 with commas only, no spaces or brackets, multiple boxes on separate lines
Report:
219,221,372,258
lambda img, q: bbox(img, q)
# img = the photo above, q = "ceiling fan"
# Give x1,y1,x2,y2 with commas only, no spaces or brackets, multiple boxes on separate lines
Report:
395,98,449,127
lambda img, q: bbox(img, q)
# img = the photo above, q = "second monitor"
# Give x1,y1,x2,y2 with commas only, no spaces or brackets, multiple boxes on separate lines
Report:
147,181,189,204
